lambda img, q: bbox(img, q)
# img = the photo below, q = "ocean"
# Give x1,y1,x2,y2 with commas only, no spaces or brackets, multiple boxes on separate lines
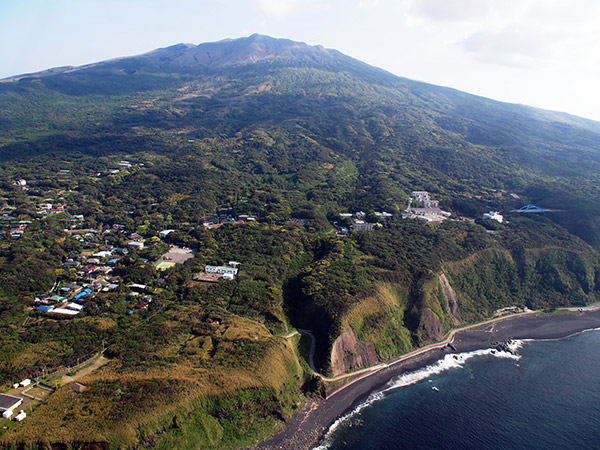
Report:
316,329,600,450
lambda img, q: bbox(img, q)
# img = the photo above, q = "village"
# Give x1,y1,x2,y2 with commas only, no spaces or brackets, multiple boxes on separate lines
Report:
1,174,513,429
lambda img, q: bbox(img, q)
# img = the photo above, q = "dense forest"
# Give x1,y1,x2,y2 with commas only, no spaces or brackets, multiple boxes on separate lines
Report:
1,34,600,448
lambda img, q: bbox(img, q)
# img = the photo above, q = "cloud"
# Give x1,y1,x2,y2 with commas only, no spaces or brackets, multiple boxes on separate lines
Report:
410,0,524,23
256,0,296,19
255,0,330,19
460,25,566,68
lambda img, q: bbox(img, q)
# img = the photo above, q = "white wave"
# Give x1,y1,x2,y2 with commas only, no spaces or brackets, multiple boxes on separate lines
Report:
311,391,384,450
384,347,520,393
311,345,522,449
506,339,524,353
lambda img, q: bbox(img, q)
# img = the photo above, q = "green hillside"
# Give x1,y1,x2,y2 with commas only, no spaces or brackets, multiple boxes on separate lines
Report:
1,34,600,448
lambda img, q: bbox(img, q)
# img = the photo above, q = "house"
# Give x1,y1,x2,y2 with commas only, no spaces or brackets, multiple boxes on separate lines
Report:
93,251,112,258
483,211,504,223
129,283,147,291
127,241,144,250
205,265,239,276
19,379,31,388
352,221,376,231
36,305,53,312
0,394,23,419
63,260,81,268
14,410,26,422
227,261,242,268
50,308,79,316
158,229,175,238
102,283,120,292
70,383,87,393
66,303,84,312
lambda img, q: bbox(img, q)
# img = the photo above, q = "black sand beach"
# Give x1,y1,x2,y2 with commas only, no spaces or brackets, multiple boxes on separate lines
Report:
254,309,600,450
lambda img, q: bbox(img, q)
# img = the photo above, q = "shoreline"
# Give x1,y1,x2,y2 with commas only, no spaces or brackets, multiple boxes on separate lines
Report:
254,309,600,450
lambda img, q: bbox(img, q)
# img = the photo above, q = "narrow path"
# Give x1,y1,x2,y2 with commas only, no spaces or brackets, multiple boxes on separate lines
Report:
284,329,317,372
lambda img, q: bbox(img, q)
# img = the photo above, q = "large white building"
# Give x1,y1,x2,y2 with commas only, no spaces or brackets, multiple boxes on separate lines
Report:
0,393,23,419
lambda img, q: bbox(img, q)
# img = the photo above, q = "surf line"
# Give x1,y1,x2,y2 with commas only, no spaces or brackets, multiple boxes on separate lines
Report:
324,310,536,399
311,343,523,450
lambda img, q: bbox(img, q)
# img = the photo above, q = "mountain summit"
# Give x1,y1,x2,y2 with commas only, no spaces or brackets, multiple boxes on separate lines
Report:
2,34,367,81
144,34,347,69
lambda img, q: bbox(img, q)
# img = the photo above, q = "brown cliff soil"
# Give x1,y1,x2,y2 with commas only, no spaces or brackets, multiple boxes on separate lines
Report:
439,273,464,325
330,326,378,377
420,308,444,341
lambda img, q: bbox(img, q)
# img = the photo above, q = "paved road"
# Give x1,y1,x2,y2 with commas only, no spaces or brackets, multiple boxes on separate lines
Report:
284,329,317,372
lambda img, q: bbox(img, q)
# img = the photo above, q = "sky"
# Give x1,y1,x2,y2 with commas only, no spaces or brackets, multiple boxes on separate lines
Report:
1,0,600,121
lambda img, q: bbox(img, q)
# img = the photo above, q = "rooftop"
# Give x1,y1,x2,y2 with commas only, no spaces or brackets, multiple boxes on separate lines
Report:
0,393,23,411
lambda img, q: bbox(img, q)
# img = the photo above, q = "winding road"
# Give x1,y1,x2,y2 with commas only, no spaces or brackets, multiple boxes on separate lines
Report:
286,309,539,390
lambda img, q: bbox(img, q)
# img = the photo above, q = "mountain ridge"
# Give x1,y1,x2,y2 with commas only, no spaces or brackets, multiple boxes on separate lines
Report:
3,34,599,135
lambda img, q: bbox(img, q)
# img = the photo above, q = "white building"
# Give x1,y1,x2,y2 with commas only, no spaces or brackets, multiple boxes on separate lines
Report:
0,394,23,419
483,211,504,223
66,303,84,312
411,191,430,202
205,265,238,276
15,410,26,422
158,229,175,238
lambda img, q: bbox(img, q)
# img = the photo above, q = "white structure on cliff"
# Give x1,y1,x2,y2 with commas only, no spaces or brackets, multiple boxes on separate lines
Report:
483,211,504,223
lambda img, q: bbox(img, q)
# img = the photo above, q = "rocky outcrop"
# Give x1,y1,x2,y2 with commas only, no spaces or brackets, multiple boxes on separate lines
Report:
420,308,444,341
330,327,378,377
439,274,464,325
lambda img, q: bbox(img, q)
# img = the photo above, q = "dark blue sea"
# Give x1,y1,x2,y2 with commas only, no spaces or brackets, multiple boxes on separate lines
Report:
317,329,600,450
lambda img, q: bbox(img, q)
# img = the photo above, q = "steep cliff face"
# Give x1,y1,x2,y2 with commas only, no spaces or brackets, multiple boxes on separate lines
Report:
420,308,444,341
330,326,378,377
439,273,464,325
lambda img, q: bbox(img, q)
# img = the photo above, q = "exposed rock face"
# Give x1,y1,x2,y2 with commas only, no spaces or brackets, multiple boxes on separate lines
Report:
330,327,378,377
421,308,444,341
439,273,464,325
